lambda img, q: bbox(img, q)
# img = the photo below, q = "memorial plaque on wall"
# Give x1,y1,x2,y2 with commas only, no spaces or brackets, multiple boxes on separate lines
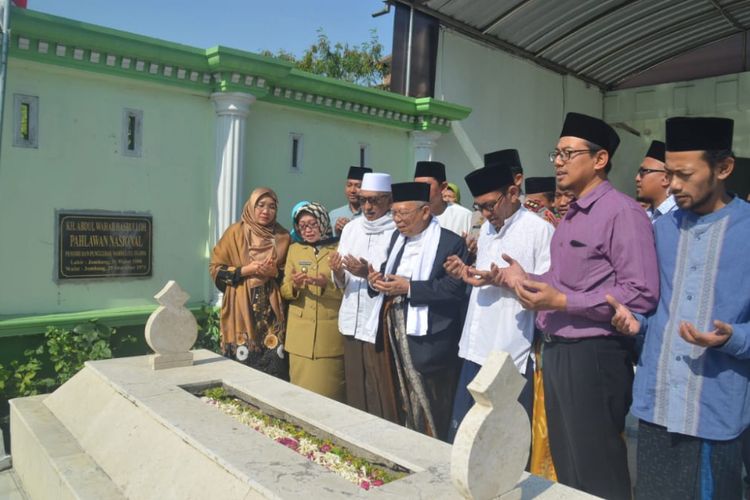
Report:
57,211,153,280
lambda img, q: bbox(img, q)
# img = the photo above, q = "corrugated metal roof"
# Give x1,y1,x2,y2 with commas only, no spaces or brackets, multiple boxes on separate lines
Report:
396,0,750,89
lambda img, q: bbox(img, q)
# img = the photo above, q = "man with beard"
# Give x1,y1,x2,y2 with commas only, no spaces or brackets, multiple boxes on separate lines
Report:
609,117,750,500
330,172,396,415
363,182,468,441
495,112,659,500
329,166,372,237
635,140,676,223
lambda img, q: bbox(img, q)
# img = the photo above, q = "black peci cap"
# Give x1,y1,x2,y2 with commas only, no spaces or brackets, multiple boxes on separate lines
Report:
559,112,620,156
644,140,666,162
414,161,447,183
465,166,515,197
347,166,373,180
484,149,523,175
391,182,430,203
665,117,734,152
525,177,556,195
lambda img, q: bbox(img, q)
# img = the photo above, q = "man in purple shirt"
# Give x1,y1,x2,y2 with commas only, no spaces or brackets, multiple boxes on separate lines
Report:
495,112,659,500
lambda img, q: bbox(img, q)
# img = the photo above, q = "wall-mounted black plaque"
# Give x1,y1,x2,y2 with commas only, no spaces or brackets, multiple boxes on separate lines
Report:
57,212,153,280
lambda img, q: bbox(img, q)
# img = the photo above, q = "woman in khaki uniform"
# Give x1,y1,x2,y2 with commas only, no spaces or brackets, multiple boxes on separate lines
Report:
281,202,345,401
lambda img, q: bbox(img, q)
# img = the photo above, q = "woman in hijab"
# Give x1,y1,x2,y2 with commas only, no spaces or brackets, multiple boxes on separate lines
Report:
289,200,310,243
280,202,345,401
209,188,291,379
442,182,461,204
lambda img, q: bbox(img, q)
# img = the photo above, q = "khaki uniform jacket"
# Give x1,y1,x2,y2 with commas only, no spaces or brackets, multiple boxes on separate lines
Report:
281,242,343,359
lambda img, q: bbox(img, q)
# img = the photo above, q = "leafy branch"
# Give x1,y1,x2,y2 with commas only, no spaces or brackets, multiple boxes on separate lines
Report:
261,28,388,88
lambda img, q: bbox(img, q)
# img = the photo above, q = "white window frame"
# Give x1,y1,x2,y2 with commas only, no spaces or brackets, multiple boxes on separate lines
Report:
13,94,39,149
121,108,144,157
289,132,303,173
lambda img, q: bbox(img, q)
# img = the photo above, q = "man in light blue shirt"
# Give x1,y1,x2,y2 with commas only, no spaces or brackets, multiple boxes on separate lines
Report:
609,117,750,500
329,166,371,237
635,140,677,223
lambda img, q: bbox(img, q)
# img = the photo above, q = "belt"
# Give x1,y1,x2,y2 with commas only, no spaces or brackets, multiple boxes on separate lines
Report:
542,333,581,344
542,333,627,344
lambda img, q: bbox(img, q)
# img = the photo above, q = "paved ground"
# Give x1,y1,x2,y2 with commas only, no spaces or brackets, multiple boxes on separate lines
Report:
0,468,28,500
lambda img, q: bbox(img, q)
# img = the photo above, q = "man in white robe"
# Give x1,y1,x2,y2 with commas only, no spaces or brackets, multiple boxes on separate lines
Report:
330,172,396,413
444,158,553,442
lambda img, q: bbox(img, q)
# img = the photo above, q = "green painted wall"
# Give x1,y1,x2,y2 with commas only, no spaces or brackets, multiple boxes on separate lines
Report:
0,8,470,333
0,58,215,316
243,101,413,216
0,53,429,323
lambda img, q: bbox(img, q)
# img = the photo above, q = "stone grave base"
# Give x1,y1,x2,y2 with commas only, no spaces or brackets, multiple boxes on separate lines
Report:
10,349,597,499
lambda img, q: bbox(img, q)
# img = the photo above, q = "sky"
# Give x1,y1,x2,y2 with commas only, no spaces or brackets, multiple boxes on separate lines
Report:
24,0,395,57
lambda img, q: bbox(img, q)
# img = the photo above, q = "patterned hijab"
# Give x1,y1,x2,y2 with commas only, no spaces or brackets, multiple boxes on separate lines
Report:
289,200,311,243
293,201,334,244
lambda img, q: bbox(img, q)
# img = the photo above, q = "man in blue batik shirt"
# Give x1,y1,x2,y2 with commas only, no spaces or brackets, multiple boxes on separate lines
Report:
609,116,750,500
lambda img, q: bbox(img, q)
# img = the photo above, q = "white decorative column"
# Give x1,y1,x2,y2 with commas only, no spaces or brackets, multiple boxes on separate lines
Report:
410,130,442,162
210,92,255,304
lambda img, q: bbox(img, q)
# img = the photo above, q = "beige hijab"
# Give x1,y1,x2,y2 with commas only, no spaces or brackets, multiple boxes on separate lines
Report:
209,188,291,349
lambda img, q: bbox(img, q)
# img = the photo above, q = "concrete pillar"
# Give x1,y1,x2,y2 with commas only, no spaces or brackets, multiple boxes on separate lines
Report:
410,130,441,162
209,92,255,304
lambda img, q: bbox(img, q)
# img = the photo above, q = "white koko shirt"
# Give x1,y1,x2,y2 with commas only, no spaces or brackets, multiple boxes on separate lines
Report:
436,202,473,237
458,207,553,373
334,214,396,338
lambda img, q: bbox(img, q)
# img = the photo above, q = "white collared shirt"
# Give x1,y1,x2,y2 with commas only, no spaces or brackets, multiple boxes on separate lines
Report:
335,216,396,337
458,207,553,372
651,195,677,223
394,230,425,278
436,202,473,236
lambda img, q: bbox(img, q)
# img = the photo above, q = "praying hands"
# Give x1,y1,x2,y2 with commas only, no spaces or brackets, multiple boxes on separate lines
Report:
342,254,370,278
444,255,500,287
607,294,733,347
368,264,409,296
241,256,276,279
678,320,733,348
330,252,370,280
489,254,566,311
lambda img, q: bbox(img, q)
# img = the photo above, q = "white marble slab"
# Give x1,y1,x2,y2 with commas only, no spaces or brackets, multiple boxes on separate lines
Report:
12,350,599,499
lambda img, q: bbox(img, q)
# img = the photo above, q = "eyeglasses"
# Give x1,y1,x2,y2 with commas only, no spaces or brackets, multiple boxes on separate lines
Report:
297,221,320,232
636,167,667,177
549,149,596,163
392,207,422,219
358,194,388,206
472,193,505,213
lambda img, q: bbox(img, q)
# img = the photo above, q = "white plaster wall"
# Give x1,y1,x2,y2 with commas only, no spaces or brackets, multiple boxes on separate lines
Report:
604,72,750,196
432,28,604,200
243,102,412,218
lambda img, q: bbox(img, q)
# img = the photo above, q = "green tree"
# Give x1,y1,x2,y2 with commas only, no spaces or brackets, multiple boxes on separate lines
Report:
262,29,388,87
